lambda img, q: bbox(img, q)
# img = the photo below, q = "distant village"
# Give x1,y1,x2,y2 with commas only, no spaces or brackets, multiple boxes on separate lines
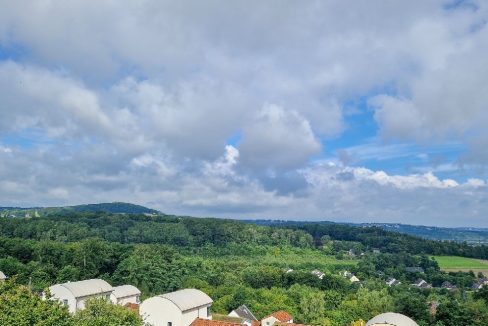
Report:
2,266,488,326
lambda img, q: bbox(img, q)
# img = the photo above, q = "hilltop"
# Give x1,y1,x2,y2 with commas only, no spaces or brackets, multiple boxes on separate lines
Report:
0,202,161,217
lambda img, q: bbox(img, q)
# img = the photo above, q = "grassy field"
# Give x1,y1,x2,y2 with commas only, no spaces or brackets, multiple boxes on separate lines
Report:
432,255,488,273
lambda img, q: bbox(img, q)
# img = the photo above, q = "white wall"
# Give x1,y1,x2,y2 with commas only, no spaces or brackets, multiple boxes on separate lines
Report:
49,285,77,314
181,306,212,326
140,297,212,326
141,297,183,326
110,293,140,305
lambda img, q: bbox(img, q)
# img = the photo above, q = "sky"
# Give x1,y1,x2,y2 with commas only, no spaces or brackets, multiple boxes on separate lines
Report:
0,0,488,227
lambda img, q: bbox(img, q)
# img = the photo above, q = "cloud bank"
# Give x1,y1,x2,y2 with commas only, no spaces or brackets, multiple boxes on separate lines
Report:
0,0,487,226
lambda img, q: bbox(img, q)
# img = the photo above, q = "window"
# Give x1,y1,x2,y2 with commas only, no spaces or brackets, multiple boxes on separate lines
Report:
168,322,172,326
136,295,140,303
63,299,68,307
207,306,211,317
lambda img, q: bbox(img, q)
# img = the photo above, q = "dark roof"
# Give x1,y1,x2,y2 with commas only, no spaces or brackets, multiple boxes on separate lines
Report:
405,267,424,273
232,305,258,321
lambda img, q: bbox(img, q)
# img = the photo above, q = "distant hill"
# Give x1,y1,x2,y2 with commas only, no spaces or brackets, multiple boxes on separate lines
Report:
0,202,161,217
247,219,488,244
358,223,488,244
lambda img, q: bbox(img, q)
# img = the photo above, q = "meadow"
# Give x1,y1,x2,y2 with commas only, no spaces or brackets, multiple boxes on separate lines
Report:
433,255,488,273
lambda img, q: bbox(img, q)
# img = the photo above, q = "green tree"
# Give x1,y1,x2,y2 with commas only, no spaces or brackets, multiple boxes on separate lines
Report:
0,279,73,326
72,298,143,326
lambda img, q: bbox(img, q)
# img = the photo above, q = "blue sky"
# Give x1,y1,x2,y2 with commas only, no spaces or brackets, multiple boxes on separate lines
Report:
0,0,488,227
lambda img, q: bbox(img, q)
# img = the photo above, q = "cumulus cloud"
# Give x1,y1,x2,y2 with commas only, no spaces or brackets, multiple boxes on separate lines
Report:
0,1,487,226
239,104,321,170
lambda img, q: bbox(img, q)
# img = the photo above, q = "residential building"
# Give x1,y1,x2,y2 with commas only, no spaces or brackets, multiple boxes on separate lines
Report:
261,310,293,326
311,270,325,279
440,281,457,291
0,271,7,281
47,279,113,313
228,305,258,326
386,278,401,287
411,279,432,289
405,267,424,273
140,288,213,326
110,285,141,305
366,312,418,326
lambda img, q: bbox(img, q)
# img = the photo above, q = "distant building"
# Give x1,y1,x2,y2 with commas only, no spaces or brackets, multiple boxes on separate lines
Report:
386,278,401,287
440,281,457,291
405,267,424,273
140,289,213,326
110,285,141,305
261,311,293,326
411,279,432,289
311,270,325,279
228,305,258,326
347,249,356,257
46,279,113,313
341,271,360,283
0,271,7,281
366,312,418,326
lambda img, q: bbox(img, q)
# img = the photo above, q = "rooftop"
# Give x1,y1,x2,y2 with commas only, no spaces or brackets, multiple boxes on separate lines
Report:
159,289,213,312
366,312,418,326
112,285,141,299
55,279,113,298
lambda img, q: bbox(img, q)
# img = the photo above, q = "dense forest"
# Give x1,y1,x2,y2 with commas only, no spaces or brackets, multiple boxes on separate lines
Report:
1,212,488,325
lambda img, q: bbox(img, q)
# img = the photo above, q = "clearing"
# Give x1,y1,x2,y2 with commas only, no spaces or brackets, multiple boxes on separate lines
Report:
432,255,488,274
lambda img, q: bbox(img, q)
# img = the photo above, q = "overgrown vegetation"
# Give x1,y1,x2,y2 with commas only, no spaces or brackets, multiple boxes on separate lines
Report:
1,213,488,325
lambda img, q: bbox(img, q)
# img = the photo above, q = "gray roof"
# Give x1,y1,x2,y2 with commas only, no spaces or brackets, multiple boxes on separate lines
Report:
159,289,213,312
112,285,141,299
0,271,7,280
366,312,418,326
232,305,258,321
56,279,113,298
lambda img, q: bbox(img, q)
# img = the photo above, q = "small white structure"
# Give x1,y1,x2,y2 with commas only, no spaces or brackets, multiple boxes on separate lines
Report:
110,285,141,305
0,271,7,281
140,288,213,326
47,279,113,314
261,311,293,326
311,270,325,280
228,305,258,326
366,312,418,326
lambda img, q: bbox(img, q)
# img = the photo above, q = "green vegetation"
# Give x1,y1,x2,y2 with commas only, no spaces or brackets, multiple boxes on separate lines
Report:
433,255,488,270
1,211,488,325
0,280,143,326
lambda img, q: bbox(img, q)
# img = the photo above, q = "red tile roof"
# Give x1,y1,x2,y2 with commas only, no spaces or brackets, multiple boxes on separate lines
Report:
190,318,242,326
264,311,293,323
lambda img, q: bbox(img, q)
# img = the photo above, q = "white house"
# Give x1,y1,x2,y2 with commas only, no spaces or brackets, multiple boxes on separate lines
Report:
228,304,258,326
311,270,325,280
261,311,293,326
46,279,113,314
366,312,418,326
110,285,141,305
0,271,7,281
140,288,213,326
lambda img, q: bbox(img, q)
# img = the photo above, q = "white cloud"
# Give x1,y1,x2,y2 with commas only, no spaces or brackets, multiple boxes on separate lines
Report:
239,104,321,169
0,1,487,226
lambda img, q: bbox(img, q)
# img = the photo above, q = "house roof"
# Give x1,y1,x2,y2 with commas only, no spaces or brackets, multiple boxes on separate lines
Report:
57,279,113,298
264,311,293,322
159,289,213,312
190,318,241,326
112,285,141,299
0,271,7,279
231,305,258,321
366,312,418,326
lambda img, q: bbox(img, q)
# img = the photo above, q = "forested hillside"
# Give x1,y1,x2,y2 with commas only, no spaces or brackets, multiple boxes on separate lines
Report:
1,212,488,325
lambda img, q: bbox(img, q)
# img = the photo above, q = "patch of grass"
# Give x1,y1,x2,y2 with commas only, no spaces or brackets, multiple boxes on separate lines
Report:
432,255,488,270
